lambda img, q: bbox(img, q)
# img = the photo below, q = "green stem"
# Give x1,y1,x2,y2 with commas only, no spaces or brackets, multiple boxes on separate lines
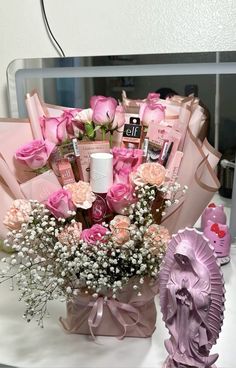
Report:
101,126,106,141
109,130,113,148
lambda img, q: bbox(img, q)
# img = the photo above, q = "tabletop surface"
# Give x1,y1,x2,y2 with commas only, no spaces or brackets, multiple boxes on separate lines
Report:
0,194,235,368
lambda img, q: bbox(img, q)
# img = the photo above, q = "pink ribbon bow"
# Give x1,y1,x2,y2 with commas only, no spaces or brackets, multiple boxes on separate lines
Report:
88,297,140,340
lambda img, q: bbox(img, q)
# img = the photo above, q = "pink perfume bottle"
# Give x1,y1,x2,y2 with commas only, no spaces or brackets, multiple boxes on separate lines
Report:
203,220,231,265
89,152,113,224
201,203,227,230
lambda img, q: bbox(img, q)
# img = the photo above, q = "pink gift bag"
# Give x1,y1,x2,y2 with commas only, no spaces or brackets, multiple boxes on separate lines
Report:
162,127,221,234
60,278,158,339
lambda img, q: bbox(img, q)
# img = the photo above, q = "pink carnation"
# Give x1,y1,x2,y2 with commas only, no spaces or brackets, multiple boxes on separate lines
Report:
3,199,32,230
110,215,131,245
130,162,166,187
65,181,96,209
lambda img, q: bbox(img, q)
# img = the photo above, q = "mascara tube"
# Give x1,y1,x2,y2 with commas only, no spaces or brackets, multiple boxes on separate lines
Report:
72,138,84,181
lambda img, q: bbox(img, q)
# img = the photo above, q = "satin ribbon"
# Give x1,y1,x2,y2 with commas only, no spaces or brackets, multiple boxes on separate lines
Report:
87,297,140,340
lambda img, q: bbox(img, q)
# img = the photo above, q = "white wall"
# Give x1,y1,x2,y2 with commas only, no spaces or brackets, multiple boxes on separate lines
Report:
1,0,236,116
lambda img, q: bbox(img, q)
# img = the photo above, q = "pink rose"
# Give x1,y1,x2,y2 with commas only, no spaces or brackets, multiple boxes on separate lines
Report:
112,147,143,184
110,105,125,130
15,139,55,170
74,108,93,123
106,183,136,215
46,189,76,218
139,101,166,127
130,162,166,187
147,92,160,101
40,109,81,144
144,224,170,255
65,181,96,209
90,95,117,125
81,224,108,245
57,222,82,246
3,199,32,230
73,108,92,136
110,215,131,245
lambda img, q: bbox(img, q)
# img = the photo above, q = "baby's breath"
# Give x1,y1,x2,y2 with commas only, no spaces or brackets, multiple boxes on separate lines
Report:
0,180,185,327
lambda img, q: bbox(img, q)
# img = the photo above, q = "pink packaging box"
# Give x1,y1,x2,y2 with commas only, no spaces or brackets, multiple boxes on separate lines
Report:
20,169,62,203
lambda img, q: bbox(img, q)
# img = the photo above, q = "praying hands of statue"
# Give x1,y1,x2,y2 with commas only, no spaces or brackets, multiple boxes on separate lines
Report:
175,278,193,309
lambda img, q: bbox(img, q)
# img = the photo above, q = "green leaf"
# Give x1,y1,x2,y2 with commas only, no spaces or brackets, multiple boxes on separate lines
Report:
94,125,102,131
85,123,95,139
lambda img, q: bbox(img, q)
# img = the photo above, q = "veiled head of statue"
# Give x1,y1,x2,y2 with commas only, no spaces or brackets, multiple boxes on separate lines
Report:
174,240,195,266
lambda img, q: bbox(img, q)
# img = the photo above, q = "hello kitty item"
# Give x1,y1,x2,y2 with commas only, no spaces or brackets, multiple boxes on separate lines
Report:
204,220,231,265
201,203,226,230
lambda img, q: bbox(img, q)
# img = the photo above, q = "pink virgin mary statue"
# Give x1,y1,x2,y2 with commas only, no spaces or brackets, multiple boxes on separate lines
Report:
159,228,225,368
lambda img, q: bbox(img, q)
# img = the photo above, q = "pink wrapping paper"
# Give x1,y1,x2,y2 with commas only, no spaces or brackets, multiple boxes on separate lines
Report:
25,92,44,139
25,90,77,122
162,127,221,234
60,278,158,338
0,118,35,183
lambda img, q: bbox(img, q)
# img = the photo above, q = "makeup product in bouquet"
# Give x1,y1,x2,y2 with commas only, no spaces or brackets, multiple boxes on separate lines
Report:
77,141,110,182
146,122,181,168
59,141,81,182
146,141,162,163
165,151,183,185
90,152,113,223
122,114,142,149
20,169,62,203
158,141,173,167
49,143,79,183
48,148,61,177
71,138,84,181
57,158,75,186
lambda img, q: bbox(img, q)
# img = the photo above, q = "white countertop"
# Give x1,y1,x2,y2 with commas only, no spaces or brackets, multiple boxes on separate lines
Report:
0,193,235,368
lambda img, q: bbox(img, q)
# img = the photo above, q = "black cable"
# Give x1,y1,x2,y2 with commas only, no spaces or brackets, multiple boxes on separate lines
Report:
40,0,65,57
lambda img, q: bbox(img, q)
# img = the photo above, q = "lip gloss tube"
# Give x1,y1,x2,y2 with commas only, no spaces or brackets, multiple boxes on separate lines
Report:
57,158,75,186
159,141,173,167
72,138,84,181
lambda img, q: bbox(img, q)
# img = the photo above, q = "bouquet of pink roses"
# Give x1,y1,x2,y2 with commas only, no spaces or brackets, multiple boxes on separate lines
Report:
0,91,186,338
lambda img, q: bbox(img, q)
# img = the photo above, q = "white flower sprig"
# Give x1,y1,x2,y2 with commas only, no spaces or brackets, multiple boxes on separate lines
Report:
0,177,185,327
0,197,167,327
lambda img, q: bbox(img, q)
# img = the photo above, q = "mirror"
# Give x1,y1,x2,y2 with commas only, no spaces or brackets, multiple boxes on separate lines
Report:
7,51,236,155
